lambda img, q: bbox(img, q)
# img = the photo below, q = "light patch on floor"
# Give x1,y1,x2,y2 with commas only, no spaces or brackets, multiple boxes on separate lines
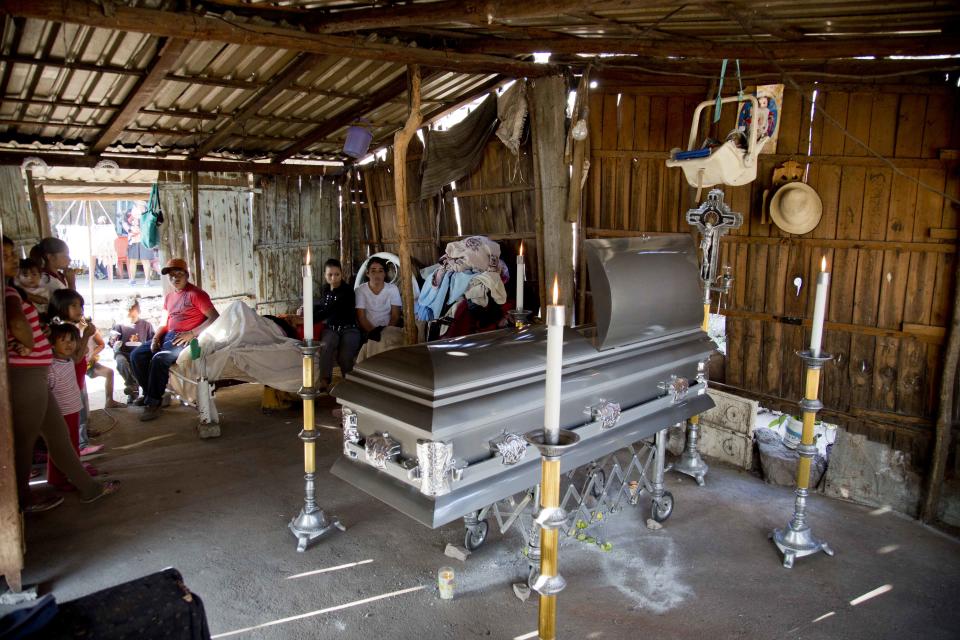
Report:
211,585,425,638
286,559,373,580
850,584,893,606
114,433,175,450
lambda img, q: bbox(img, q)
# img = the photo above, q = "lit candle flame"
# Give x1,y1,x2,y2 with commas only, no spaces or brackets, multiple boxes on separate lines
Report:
519,242,524,257
306,247,311,266
821,256,827,272
552,276,559,305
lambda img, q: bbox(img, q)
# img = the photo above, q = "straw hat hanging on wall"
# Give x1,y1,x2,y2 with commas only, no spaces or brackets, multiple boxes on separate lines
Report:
769,182,823,235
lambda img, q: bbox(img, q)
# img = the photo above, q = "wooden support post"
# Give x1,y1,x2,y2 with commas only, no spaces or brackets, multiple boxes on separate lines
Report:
25,169,50,237
341,171,354,280
531,76,573,319
190,171,202,289
392,66,422,345
0,228,24,592
528,88,547,315
921,251,960,522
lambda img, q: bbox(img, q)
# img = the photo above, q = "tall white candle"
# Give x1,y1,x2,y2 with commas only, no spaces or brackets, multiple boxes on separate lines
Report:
516,242,525,312
809,256,830,357
303,247,314,342
544,277,565,445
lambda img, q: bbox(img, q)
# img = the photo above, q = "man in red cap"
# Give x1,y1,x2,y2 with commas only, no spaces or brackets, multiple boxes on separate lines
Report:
130,258,219,421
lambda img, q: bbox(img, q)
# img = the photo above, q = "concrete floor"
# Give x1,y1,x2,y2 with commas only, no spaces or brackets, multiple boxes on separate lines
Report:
12,384,960,640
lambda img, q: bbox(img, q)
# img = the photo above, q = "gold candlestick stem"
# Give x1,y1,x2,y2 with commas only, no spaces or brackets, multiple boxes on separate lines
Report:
289,341,344,552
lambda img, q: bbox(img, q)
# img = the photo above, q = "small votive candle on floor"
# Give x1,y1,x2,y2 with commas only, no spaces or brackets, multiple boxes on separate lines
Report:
437,566,455,600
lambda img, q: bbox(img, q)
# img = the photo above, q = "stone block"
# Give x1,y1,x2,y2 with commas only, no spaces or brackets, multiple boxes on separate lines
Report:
698,427,754,470
700,389,759,436
755,428,826,488
822,429,921,517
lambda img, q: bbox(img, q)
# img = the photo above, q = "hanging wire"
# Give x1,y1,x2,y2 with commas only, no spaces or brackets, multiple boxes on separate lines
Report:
727,18,960,207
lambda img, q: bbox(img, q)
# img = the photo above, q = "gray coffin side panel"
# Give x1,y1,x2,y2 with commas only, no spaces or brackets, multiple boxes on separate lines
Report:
330,392,714,528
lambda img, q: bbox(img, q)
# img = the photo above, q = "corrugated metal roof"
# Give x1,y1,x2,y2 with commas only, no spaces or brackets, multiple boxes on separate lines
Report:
0,0,956,182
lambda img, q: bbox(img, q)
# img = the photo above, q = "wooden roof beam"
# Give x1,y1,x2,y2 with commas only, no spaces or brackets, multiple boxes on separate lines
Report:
271,71,440,164
190,53,318,159
2,0,555,78
459,34,960,59
0,151,341,175
90,37,188,153
702,2,805,41
308,0,632,33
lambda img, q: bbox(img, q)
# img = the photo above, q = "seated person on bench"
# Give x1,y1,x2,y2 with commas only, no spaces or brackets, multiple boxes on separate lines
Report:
355,257,403,362
131,258,219,422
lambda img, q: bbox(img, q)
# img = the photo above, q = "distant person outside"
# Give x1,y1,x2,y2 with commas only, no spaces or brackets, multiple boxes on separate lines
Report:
131,258,219,421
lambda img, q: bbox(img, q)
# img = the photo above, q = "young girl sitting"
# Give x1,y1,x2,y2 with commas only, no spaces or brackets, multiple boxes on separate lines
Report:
45,322,85,491
16,258,49,314
314,258,362,390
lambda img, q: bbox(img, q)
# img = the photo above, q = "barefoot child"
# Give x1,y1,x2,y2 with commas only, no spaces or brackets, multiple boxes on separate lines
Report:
45,323,85,490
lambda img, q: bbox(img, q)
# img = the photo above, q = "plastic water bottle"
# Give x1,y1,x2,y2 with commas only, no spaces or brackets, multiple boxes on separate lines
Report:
189,337,201,360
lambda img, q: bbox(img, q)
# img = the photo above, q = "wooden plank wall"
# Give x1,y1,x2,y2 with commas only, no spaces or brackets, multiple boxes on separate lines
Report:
584,80,960,469
158,172,255,305
581,84,710,322
0,166,40,252
253,174,339,316
358,141,438,270
358,135,540,299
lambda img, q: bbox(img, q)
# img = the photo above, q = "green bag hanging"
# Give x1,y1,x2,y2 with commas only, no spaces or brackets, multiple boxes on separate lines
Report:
140,183,164,250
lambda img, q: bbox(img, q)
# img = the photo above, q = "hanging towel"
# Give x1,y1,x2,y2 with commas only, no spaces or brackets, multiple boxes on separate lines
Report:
419,95,498,199
496,81,528,156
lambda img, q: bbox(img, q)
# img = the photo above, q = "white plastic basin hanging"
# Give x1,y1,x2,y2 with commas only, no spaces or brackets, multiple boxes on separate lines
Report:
666,95,762,188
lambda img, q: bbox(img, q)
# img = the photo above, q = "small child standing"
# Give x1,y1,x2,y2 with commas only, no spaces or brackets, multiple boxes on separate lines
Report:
16,258,49,315
46,323,84,490
110,297,155,404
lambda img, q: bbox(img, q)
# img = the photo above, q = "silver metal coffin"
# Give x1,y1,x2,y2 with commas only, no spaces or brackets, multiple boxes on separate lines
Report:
331,234,715,528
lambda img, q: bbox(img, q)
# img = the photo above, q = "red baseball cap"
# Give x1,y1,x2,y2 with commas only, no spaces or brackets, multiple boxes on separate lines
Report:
161,258,189,275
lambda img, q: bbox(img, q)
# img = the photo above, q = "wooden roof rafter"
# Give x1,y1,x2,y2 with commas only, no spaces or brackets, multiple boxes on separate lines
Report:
1,0,556,77
307,0,631,33
189,52,320,159
90,37,189,153
271,69,423,163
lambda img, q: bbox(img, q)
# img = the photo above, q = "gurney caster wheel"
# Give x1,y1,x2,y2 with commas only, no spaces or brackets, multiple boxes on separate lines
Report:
465,520,489,551
651,491,674,523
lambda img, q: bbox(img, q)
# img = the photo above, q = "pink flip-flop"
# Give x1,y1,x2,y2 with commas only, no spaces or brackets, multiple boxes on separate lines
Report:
80,444,105,457
81,480,120,504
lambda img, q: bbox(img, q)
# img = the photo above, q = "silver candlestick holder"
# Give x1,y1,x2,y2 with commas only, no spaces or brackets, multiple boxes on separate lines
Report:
289,341,344,552
508,308,532,329
668,359,709,486
771,349,834,568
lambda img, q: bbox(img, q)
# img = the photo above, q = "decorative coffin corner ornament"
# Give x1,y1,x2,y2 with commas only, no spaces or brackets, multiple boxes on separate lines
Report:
659,376,690,404
416,440,455,496
490,432,528,465
587,399,622,430
342,408,360,457
365,432,400,469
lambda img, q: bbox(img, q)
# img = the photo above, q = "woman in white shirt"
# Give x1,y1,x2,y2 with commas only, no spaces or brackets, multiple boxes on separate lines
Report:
355,257,403,361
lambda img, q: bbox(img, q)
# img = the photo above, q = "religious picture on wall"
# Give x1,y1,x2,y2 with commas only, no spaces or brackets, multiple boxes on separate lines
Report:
736,83,784,154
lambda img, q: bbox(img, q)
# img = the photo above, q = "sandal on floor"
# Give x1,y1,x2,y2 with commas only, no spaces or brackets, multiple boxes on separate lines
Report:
81,480,120,504
24,495,64,513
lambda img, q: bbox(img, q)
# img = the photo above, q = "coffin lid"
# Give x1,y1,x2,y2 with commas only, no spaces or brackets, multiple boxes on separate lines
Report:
584,234,703,350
